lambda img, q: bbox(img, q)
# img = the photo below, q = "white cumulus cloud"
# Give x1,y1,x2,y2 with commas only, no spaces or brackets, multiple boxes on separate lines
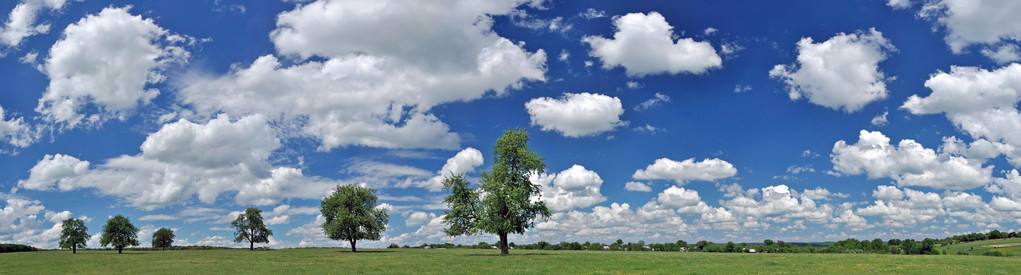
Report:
408,148,484,192
902,64,1021,166
0,0,74,47
770,28,895,112
632,158,737,185
38,6,192,128
919,0,1021,55
583,12,721,77
831,130,993,189
17,115,340,210
534,165,608,212
181,0,546,151
526,92,626,138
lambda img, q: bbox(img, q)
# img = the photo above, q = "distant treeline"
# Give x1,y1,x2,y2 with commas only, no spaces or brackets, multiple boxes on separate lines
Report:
1,243,40,253
402,229,1019,257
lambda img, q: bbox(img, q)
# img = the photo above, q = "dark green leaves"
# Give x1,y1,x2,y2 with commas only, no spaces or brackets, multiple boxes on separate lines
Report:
100,215,140,251
320,184,389,248
59,218,89,252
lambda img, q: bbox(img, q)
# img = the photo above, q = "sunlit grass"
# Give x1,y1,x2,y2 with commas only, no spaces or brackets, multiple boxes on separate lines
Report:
940,238,1021,256
2,248,1019,274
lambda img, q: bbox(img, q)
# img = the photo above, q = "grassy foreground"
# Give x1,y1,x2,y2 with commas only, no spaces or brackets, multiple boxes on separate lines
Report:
2,248,1019,274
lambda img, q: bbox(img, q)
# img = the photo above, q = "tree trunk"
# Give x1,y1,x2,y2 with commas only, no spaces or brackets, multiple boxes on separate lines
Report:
118,247,123,254
351,239,357,252
250,240,254,251
499,231,509,255
72,245,76,254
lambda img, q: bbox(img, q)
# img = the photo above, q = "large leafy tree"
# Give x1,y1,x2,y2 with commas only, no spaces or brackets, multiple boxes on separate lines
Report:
152,227,175,250
443,128,551,255
321,184,389,252
58,218,88,254
100,215,139,254
231,207,272,250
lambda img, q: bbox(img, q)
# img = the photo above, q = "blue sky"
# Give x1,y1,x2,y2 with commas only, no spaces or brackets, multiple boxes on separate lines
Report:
3,0,1021,249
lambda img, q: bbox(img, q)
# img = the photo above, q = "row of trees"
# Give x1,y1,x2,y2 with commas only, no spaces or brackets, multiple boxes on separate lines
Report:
58,215,172,254
55,184,392,254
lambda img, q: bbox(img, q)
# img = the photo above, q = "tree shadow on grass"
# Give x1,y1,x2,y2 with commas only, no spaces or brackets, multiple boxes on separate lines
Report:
332,250,395,253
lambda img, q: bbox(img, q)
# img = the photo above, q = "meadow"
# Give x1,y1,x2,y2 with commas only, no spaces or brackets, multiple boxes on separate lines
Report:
940,238,1021,256
2,248,1019,274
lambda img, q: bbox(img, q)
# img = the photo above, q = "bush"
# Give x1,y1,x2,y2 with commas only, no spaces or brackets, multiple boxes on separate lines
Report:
983,251,1005,257
387,244,400,249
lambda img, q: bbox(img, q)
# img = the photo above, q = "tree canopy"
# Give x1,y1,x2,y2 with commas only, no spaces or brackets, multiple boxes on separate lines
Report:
152,227,175,250
443,128,551,255
59,218,88,254
232,207,272,250
100,215,139,254
321,184,389,252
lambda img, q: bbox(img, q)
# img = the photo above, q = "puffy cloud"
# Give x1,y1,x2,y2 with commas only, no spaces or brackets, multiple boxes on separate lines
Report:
632,158,737,185
38,7,191,128
0,0,73,47
265,204,318,226
0,193,79,248
873,185,905,201
181,0,545,151
720,185,833,223
18,115,339,210
887,0,911,9
405,211,435,227
624,181,652,192
525,92,626,137
410,148,484,192
656,186,702,209
990,196,1021,211
534,165,607,212
17,153,90,190
871,111,889,127
770,28,895,112
902,64,1021,166
832,209,871,231
981,44,1021,64
0,106,37,148
583,12,721,77
918,0,1021,54
831,130,993,189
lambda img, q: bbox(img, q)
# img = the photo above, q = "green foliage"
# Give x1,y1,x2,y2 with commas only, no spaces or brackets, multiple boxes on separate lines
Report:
231,208,272,250
59,218,88,254
0,243,39,253
388,243,400,249
152,227,175,250
100,215,140,254
442,128,551,255
320,184,389,252
442,173,478,236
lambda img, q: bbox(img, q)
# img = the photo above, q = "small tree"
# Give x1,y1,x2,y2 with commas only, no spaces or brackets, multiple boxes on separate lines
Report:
231,207,273,250
152,227,175,250
59,218,88,254
442,128,551,255
100,215,139,254
320,184,389,252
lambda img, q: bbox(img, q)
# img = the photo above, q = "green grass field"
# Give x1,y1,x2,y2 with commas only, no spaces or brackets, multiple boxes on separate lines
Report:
940,238,1021,256
2,248,1019,274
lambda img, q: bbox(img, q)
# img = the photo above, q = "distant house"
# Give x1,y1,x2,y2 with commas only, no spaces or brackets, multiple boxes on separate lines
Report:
748,249,757,253
603,245,610,250
679,247,687,252
491,246,497,249
643,246,650,250
424,246,431,249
